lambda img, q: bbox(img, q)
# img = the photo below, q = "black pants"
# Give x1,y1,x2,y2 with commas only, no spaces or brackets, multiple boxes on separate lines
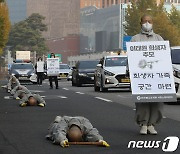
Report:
37,72,43,85
49,76,58,88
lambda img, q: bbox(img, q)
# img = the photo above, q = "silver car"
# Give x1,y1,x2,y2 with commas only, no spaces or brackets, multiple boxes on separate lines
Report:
9,62,37,83
94,55,130,92
58,64,71,79
171,46,180,100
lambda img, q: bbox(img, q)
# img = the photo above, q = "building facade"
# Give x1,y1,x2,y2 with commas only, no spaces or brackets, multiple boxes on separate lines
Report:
27,0,80,39
80,5,126,53
80,0,131,8
6,0,27,24
80,0,180,9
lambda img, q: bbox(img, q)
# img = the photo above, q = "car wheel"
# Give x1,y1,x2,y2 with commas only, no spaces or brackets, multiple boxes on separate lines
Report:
94,76,100,91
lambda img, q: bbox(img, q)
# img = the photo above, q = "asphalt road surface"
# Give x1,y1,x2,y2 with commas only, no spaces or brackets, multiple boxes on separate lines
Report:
0,79,180,154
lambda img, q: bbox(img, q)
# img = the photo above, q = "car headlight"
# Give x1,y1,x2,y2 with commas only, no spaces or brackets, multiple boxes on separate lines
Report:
30,73,35,76
173,69,180,78
11,73,15,75
78,73,87,77
104,70,115,76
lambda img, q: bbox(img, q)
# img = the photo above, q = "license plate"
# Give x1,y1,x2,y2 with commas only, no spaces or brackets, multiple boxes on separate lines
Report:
60,73,67,77
121,79,130,83
19,77,28,80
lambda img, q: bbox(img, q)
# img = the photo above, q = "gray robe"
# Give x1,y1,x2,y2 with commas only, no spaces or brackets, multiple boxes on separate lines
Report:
11,85,31,98
46,116,103,144
131,31,164,126
7,75,20,91
19,93,46,106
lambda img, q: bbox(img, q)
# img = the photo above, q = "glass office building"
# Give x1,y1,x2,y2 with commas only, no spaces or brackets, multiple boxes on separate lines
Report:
80,5,126,54
6,0,27,24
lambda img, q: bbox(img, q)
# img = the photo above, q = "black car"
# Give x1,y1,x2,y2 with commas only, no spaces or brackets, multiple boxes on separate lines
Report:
72,60,99,86
9,63,37,83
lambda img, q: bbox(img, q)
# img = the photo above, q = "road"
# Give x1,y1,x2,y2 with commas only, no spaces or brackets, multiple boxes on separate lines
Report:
0,79,180,154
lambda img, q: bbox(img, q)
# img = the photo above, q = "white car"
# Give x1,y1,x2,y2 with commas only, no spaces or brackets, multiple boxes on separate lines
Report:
9,62,37,84
171,46,180,100
94,55,130,92
58,64,71,79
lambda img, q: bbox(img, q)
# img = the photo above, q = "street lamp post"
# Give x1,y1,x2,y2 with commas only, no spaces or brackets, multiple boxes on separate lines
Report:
119,0,125,50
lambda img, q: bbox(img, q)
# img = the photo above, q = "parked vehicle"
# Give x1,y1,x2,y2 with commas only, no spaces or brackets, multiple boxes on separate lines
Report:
171,46,180,100
72,60,99,86
9,62,37,83
58,64,71,80
94,55,130,92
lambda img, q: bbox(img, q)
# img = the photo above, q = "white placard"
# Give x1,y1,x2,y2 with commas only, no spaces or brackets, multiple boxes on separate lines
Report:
16,51,31,60
126,41,176,102
37,61,44,72
47,58,59,76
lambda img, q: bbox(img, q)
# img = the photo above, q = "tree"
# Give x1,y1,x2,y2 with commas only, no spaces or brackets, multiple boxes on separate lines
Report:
8,13,49,56
0,1,11,55
125,0,180,46
168,5,180,30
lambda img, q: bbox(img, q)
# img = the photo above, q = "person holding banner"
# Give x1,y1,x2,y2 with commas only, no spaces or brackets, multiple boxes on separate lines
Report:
48,53,59,89
35,57,44,86
131,14,164,135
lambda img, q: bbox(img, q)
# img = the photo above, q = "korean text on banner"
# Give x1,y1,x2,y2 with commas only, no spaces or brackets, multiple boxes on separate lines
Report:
47,58,59,76
37,61,44,72
126,41,177,102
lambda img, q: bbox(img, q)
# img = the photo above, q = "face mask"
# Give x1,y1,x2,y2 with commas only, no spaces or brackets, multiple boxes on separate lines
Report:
142,22,153,32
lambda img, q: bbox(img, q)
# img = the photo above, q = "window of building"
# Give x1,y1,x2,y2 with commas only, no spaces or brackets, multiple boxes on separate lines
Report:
115,0,118,4
178,0,180,3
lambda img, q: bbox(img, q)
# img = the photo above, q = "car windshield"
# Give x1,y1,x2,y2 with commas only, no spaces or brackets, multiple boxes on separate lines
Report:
59,64,70,69
79,61,99,69
11,63,34,69
105,57,127,67
171,49,180,64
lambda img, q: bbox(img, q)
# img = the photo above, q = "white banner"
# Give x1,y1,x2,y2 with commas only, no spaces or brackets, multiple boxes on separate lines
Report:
37,61,44,72
126,41,176,102
47,58,59,76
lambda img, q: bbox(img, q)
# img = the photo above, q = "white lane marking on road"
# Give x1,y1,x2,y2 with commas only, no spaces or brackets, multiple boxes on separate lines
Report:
57,96,67,99
95,97,112,102
62,88,69,91
29,90,45,93
4,96,13,99
41,96,46,98
133,108,136,111
76,92,85,95
117,95,129,98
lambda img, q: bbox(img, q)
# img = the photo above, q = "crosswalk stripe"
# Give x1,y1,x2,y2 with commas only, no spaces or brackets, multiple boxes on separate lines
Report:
62,88,69,91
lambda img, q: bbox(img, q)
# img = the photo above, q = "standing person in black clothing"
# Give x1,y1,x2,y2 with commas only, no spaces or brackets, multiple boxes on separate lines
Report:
48,53,59,89
35,57,44,86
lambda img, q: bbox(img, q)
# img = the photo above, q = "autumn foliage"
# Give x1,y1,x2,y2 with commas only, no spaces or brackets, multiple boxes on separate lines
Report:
0,1,11,55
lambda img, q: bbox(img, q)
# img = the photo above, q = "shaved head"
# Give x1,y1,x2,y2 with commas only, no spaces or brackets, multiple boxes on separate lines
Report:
28,97,37,106
67,125,83,142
